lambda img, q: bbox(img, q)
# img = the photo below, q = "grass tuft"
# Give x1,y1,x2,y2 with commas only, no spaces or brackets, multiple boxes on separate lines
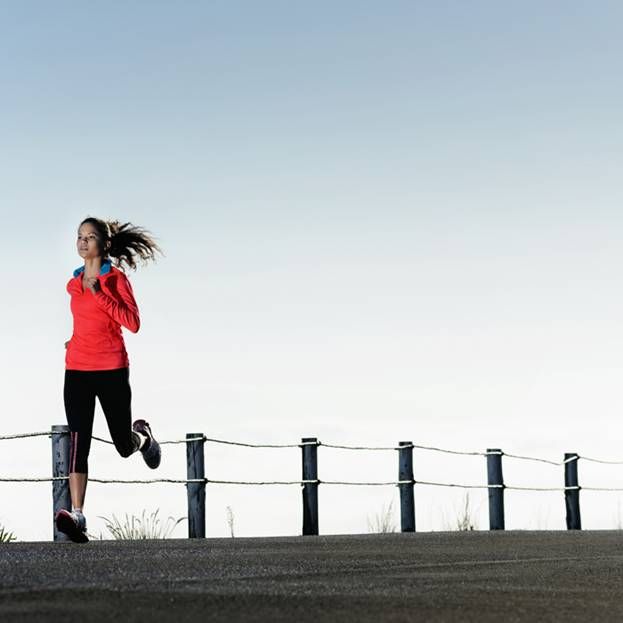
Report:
367,499,397,533
0,524,16,543
98,508,186,540
455,493,476,531
226,506,235,538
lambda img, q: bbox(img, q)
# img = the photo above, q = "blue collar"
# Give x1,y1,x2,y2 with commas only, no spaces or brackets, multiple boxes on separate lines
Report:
73,259,112,278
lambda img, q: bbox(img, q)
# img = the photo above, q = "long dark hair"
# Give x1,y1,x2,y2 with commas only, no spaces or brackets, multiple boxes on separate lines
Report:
79,217,165,272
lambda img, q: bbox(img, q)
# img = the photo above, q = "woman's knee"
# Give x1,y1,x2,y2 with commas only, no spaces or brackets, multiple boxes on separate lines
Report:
115,439,136,458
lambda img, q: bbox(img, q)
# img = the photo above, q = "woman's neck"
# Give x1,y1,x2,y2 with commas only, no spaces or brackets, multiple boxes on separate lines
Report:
83,257,103,278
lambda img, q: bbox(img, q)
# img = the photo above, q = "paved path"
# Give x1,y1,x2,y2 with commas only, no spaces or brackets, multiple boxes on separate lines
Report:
2,531,623,622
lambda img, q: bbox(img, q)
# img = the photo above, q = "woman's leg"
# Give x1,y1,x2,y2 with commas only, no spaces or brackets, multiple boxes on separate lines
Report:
69,472,88,509
63,370,96,510
97,367,162,468
96,367,142,459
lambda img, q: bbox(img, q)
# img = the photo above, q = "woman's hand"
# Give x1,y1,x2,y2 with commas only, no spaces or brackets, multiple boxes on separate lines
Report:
64,340,70,349
85,277,101,294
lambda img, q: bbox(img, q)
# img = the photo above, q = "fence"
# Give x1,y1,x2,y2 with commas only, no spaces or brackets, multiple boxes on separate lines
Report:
2,425,623,540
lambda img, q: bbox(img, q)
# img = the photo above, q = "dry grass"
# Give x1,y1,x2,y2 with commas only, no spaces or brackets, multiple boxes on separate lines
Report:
0,524,16,543
455,493,476,531
226,506,235,538
367,499,397,533
98,509,186,540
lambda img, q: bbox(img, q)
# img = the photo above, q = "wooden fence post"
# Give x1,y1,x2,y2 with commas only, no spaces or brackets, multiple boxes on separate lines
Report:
565,453,581,530
487,448,505,530
301,437,319,535
51,425,71,542
186,432,206,538
398,441,415,532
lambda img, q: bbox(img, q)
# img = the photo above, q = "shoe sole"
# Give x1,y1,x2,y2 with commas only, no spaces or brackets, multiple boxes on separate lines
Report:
133,420,161,469
55,511,89,543
143,440,161,469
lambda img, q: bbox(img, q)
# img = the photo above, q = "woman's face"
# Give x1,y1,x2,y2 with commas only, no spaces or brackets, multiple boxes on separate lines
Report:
77,223,105,260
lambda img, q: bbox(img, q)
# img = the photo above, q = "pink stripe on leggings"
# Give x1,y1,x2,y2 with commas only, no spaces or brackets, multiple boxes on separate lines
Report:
70,431,78,472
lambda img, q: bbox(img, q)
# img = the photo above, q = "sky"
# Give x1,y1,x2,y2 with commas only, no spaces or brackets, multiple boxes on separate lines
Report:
2,1,623,541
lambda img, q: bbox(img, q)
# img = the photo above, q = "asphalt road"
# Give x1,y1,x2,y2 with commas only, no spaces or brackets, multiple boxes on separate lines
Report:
1,531,622,622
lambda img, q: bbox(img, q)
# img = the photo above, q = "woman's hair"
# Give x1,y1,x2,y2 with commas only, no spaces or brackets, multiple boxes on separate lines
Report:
79,216,165,272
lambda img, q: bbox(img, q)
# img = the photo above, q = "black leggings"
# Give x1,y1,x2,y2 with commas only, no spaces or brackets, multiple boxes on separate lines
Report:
63,367,141,473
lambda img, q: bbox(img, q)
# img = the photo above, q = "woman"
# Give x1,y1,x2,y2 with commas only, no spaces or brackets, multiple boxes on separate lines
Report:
55,217,165,543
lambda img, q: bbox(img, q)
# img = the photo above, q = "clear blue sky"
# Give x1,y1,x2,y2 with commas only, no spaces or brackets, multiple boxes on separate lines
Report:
2,2,623,540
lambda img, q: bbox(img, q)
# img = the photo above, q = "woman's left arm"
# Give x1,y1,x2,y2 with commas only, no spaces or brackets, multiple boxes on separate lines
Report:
92,275,141,333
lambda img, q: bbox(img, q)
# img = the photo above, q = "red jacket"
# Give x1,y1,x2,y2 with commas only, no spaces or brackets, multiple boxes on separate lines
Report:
65,259,141,371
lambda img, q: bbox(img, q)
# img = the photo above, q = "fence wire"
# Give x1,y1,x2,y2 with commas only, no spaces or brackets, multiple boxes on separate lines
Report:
1,429,622,492
0,474,604,492
0,430,614,465
0,431,593,464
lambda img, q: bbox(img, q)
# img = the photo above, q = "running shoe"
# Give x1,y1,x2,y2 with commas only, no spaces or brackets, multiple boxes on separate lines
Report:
132,419,161,469
55,509,89,543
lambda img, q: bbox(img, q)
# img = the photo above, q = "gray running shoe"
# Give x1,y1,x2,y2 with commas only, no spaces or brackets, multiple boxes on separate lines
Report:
55,509,88,543
132,419,161,469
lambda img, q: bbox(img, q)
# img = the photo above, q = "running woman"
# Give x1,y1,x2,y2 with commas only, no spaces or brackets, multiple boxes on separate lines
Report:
55,217,165,543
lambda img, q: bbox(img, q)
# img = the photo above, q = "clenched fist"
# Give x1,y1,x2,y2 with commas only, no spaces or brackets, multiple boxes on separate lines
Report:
84,277,101,294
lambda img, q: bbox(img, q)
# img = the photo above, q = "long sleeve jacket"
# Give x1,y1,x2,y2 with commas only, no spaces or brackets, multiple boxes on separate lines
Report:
65,259,141,370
